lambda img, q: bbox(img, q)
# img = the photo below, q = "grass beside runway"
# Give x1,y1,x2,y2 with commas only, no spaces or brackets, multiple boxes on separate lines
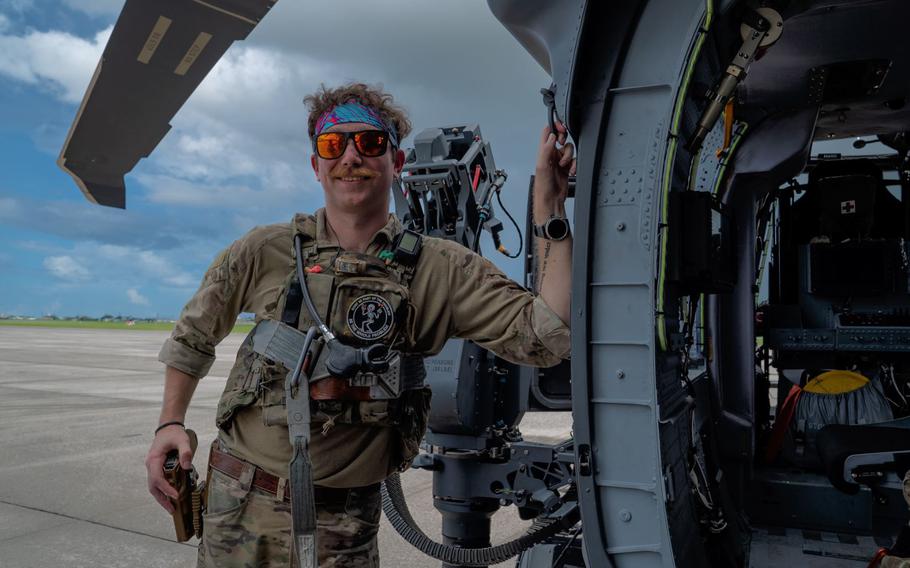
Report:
0,320,256,333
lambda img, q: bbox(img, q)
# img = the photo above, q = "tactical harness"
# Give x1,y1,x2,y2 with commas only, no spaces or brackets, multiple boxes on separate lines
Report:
241,223,427,568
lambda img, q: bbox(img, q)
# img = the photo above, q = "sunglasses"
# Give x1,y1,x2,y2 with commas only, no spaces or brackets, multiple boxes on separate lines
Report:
313,130,392,160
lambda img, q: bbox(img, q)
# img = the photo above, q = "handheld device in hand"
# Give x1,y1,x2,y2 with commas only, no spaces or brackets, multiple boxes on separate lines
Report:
163,429,204,542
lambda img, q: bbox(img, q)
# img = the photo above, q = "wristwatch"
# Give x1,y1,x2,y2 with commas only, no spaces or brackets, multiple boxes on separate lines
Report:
533,215,571,241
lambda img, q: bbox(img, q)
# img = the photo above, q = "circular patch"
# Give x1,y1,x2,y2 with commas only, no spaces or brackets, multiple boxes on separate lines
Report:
347,294,394,341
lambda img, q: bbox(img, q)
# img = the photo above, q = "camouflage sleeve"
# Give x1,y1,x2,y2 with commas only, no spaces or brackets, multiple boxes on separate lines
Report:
413,239,569,367
158,239,251,378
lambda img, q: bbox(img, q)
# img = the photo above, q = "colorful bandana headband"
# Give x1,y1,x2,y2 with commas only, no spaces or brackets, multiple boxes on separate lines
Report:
314,100,398,146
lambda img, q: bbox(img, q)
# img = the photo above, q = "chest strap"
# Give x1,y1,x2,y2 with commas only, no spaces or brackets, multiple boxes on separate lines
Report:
282,277,304,328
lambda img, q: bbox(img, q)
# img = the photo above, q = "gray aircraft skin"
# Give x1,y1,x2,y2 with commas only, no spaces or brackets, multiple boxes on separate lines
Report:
60,1,910,567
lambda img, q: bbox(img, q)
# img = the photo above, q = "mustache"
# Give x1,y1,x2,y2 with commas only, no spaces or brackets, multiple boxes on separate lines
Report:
329,165,379,179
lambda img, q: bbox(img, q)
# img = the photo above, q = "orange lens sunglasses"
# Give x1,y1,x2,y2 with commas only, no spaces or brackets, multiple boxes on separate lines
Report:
313,130,391,159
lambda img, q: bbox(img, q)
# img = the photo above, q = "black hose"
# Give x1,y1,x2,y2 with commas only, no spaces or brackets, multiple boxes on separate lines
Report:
381,472,571,566
294,233,332,338
292,327,318,386
495,189,523,259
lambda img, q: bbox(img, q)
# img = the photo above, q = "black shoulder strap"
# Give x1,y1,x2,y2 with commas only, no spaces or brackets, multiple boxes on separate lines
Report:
281,278,304,328
282,216,316,328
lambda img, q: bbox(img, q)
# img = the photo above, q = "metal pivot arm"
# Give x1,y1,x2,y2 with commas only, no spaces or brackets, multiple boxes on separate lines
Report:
393,178,426,233
686,8,782,153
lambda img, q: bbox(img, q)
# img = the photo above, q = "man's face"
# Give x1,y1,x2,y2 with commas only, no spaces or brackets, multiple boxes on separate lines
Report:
310,121,405,213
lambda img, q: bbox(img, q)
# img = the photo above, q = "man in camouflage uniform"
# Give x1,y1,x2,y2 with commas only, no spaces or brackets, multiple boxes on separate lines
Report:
144,82,575,567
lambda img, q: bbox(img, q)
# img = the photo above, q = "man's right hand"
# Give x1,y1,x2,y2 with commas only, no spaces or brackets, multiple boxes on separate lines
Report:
145,424,194,514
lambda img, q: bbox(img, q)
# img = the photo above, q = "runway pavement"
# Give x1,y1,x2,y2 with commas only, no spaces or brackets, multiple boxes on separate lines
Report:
0,327,572,568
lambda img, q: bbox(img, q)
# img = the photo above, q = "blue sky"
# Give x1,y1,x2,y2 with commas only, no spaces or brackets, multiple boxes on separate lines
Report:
0,0,551,318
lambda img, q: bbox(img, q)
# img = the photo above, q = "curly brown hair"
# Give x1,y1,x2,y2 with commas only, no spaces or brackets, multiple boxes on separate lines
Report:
303,82,412,145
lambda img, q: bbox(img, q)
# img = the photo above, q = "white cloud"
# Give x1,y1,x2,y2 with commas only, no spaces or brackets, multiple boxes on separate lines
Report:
94,243,196,287
61,0,124,16
37,242,199,291
126,287,149,306
0,25,111,103
43,255,90,281
135,172,316,212
141,45,338,199
0,13,9,32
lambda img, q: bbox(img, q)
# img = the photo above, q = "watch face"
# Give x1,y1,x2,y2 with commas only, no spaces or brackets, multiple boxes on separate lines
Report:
398,231,419,253
546,218,570,240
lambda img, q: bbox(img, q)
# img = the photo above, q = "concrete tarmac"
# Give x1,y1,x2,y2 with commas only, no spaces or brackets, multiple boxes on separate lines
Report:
0,328,571,567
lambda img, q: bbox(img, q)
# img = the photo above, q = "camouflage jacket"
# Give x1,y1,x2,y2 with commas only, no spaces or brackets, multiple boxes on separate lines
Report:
159,209,570,486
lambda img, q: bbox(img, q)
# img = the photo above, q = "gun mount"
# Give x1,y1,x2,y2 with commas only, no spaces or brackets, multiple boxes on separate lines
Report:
385,125,579,568
395,125,513,256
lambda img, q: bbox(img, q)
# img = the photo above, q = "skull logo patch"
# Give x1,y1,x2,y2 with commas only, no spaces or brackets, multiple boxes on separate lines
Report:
347,294,394,341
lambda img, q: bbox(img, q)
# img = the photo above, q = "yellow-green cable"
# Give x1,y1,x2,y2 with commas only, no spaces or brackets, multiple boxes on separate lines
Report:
656,0,714,351
670,122,747,359
687,147,704,190
754,202,774,303
711,122,749,196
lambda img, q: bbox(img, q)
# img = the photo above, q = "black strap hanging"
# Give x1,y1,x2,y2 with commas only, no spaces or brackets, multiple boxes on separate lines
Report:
281,279,304,328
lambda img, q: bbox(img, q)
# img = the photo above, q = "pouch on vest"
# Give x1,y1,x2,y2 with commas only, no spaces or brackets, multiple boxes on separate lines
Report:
215,335,261,429
258,270,335,427
307,386,432,472
392,387,432,469
259,272,409,426
331,276,409,347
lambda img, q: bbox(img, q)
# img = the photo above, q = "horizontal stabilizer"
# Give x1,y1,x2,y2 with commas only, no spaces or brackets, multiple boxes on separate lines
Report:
58,0,277,208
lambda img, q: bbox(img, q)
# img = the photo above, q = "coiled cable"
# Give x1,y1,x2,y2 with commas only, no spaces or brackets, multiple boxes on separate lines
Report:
381,472,575,566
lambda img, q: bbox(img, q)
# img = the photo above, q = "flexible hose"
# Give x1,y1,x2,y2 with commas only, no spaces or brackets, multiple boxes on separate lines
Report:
380,472,572,566
294,233,333,339
495,189,523,259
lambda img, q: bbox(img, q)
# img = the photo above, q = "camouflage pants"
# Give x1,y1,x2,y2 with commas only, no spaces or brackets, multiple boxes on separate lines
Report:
197,468,381,567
